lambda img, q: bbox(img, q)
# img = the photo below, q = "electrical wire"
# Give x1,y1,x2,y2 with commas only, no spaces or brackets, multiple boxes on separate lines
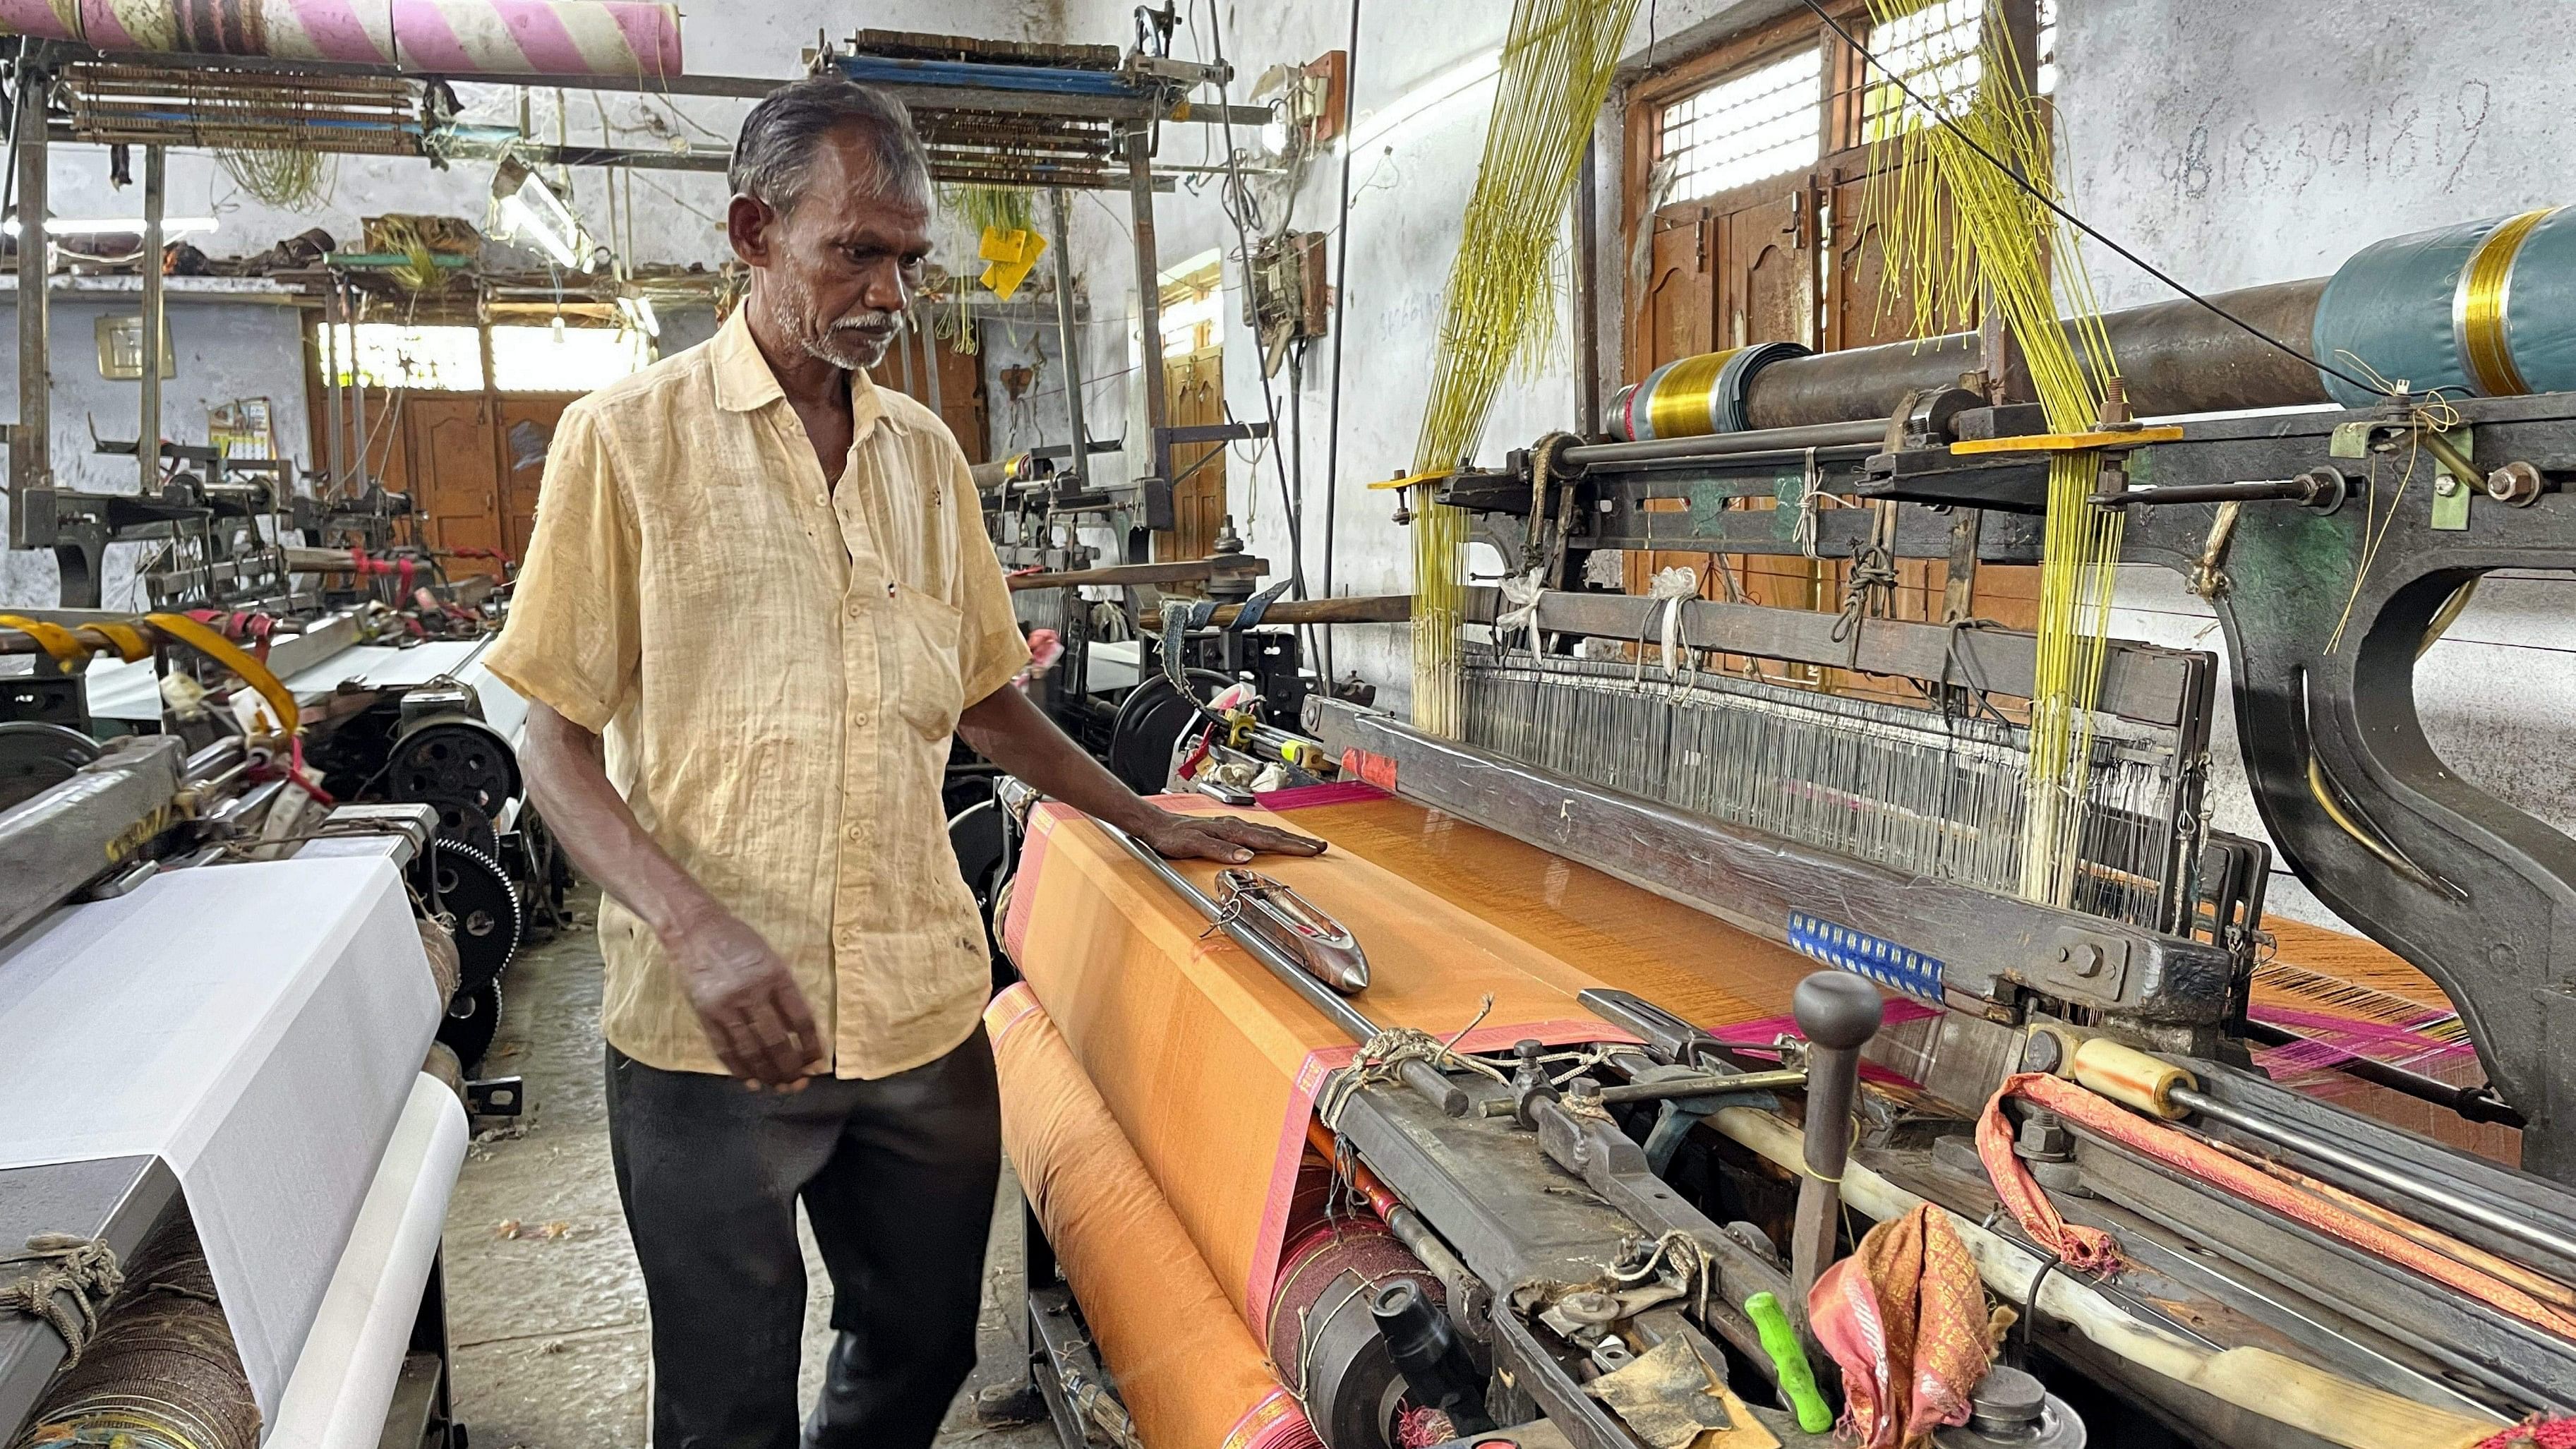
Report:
1795,0,2389,400
1203,0,1321,670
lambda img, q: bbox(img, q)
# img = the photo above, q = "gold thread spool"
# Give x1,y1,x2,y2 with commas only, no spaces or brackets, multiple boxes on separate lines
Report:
2456,206,2558,398
1640,350,1735,440
2071,1037,2197,1119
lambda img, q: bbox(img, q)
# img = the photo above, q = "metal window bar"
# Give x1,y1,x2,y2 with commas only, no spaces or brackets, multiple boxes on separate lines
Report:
1858,0,1987,141
1656,46,1825,205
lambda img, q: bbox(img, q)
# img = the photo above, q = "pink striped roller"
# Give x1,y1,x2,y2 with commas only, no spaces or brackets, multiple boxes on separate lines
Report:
0,0,682,78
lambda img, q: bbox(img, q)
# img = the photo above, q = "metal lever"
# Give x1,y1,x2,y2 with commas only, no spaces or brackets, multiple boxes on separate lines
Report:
1788,971,1884,1316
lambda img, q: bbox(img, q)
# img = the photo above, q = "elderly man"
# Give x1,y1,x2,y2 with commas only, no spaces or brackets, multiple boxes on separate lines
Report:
484,76,1318,1449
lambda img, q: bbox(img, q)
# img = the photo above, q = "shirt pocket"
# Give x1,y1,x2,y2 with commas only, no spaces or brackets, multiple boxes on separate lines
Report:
888,582,967,741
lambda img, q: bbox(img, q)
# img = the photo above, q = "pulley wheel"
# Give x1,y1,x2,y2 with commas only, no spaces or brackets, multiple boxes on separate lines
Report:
1106,670,1227,795
390,718,520,814
438,980,503,1071
419,838,523,990
0,721,99,812
424,794,500,859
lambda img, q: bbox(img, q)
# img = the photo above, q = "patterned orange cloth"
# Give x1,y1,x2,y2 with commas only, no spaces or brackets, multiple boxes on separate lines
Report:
1980,1071,2576,1342
1807,1204,1992,1449
1976,1072,2122,1273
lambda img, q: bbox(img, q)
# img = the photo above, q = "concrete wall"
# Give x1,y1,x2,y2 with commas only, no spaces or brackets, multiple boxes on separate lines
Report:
2053,0,2576,926
1041,0,1772,700
37,1,1067,272
1040,0,2576,934
0,284,313,607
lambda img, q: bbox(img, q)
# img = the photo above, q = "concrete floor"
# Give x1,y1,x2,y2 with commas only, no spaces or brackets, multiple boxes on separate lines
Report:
440,891,1059,1448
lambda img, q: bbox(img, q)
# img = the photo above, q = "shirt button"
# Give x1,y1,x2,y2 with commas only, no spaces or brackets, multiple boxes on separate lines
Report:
814,493,828,506
845,824,863,842
845,601,862,618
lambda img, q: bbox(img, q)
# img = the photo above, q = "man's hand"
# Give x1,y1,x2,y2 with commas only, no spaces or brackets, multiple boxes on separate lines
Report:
1133,807,1325,865
666,909,823,1090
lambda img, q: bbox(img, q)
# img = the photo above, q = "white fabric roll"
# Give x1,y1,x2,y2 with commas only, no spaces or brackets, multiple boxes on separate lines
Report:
268,1073,471,1448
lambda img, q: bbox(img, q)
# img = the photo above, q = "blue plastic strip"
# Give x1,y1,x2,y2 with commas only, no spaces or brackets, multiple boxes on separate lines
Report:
830,56,1150,100
1787,910,1945,1002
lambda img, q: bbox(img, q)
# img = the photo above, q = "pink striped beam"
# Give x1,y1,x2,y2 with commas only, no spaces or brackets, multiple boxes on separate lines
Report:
0,0,682,78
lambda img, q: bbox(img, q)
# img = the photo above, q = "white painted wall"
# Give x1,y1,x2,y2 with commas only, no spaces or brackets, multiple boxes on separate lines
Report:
0,284,313,606
2053,0,2576,926
1042,0,1774,701
37,1,1068,272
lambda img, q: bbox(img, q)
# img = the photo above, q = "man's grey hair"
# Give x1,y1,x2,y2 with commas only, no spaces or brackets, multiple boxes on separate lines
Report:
729,76,934,214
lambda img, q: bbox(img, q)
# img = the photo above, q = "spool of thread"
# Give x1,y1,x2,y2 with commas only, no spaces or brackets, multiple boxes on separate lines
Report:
2313,205,2576,406
422,1042,468,1105
416,916,462,1006
1609,341,1812,441
13,1216,260,1449
2070,1038,2196,1119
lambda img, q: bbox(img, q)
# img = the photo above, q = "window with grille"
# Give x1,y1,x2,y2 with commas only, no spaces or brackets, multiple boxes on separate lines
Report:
2037,0,2059,96
325,322,653,393
1656,46,1824,205
1860,0,1986,140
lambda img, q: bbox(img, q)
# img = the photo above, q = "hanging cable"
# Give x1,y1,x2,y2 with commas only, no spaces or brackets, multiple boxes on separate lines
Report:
1316,0,1364,692
1203,1,1320,671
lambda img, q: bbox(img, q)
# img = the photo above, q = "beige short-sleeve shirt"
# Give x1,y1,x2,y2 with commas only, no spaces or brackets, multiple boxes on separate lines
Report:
484,307,1028,1079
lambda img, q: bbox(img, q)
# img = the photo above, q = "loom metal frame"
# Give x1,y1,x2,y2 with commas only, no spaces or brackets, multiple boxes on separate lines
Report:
3,29,1263,598
1437,387,2576,1182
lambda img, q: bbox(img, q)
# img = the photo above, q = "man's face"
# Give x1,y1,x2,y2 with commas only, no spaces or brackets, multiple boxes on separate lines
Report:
733,127,932,373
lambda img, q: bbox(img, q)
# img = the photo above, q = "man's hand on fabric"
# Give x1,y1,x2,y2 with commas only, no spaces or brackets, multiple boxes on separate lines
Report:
667,909,824,1090
1133,808,1325,865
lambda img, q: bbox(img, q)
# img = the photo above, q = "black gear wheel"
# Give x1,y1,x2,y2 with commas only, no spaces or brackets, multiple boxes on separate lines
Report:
423,793,500,858
389,718,520,814
436,979,502,1071
0,721,99,812
418,838,523,990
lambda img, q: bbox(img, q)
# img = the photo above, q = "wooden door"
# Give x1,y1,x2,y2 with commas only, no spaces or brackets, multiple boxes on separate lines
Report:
497,397,575,560
1636,206,1716,379
408,397,508,570
865,328,991,463
1714,183,1816,352
1157,347,1226,565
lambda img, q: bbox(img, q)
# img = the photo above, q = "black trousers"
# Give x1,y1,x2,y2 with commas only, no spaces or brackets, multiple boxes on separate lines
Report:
606,1032,1001,1449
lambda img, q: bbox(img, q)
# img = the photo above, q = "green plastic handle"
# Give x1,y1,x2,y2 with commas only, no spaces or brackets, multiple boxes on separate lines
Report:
1745,1290,1834,1433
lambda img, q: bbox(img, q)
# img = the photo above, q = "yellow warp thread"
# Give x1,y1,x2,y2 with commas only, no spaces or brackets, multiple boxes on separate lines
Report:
1860,1,2122,906
2458,206,2556,398
1406,0,1643,738
1643,349,1735,439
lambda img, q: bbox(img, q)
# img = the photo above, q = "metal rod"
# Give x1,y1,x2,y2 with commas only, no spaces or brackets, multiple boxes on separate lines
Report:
1594,1068,1808,1105
1097,820,1468,1116
1045,187,1088,484
1572,138,1601,440
138,144,164,495
11,68,52,546
2092,478,2321,509
1126,131,1170,495
2171,1083,2576,1270
1558,418,1889,471
2239,1021,2526,1127
323,291,346,495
